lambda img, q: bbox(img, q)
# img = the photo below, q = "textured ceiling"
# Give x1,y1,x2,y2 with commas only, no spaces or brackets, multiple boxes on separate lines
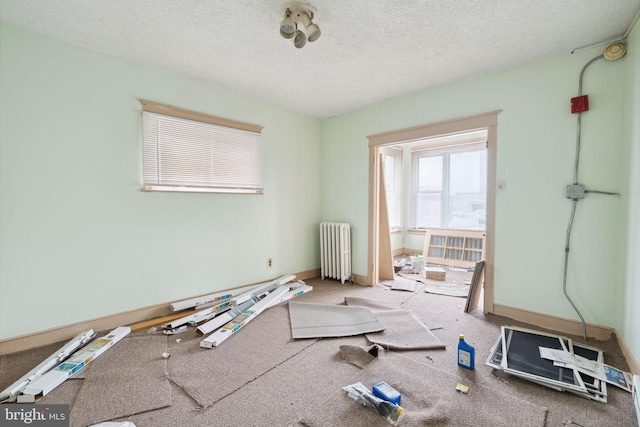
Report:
1,1,638,118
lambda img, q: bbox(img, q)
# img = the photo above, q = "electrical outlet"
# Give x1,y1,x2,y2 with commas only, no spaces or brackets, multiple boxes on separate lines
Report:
268,258,273,268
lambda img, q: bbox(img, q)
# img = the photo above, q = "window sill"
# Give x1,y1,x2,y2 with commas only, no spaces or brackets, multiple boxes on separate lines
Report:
407,228,428,235
142,185,263,194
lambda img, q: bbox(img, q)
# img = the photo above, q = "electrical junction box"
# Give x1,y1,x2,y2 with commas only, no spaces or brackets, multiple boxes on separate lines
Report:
566,184,585,199
571,95,589,113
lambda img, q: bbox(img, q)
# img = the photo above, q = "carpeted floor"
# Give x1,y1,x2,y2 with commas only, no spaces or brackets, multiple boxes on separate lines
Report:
301,346,548,426
69,334,172,426
0,277,637,426
344,296,445,350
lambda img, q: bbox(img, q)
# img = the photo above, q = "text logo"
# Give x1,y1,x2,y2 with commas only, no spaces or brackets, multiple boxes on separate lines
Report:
1,405,69,427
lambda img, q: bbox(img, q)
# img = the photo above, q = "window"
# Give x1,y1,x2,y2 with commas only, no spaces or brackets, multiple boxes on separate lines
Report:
141,100,264,194
411,132,487,229
380,146,402,229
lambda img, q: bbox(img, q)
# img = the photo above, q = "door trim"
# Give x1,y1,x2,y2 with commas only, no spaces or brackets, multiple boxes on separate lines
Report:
367,110,501,313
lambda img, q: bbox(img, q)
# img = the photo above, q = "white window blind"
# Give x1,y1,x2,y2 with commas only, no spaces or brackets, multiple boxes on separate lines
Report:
141,103,264,194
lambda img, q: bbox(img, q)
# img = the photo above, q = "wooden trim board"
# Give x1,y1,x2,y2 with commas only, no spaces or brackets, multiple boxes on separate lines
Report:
367,110,501,147
378,156,394,281
492,303,614,341
0,302,173,356
367,110,500,313
140,99,263,133
616,329,640,375
352,273,369,287
402,248,423,255
295,268,321,281
129,310,205,333
0,269,320,355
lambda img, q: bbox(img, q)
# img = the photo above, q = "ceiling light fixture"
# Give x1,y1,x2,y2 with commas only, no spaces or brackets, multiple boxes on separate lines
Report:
280,1,321,49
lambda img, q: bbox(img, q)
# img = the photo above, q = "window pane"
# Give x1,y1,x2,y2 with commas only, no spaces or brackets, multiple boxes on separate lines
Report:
418,156,442,191
415,156,443,228
447,150,486,229
416,193,441,228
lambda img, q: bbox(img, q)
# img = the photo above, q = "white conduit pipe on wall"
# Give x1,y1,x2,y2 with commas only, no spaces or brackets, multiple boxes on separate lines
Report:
563,42,626,340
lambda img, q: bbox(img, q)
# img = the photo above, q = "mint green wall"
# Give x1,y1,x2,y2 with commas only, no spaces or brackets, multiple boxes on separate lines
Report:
620,21,640,366
1,20,637,365
322,42,630,331
0,24,322,339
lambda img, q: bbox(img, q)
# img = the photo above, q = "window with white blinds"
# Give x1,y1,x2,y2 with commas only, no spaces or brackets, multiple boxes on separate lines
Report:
141,100,264,194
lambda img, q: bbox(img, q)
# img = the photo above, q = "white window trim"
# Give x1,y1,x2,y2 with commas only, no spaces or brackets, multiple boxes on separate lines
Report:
140,100,264,194
380,146,403,230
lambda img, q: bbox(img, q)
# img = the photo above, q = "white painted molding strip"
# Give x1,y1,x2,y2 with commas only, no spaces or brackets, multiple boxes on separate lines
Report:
171,275,296,312
170,283,259,312
200,286,290,348
188,305,232,326
276,282,313,304
231,275,296,306
18,326,130,402
196,298,258,336
197,281,312,337
200,281,312,348
196,275,295,336
0,329,95,403
162,300,233,330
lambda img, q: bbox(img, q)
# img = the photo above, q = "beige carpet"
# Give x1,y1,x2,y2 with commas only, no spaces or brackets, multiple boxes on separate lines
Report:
167,303,317,409
69,333,172,427
300,345,548,426
3,278,634,426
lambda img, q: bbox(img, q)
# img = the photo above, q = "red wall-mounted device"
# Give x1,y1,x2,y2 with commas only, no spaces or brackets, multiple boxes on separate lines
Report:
571,95,589,114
